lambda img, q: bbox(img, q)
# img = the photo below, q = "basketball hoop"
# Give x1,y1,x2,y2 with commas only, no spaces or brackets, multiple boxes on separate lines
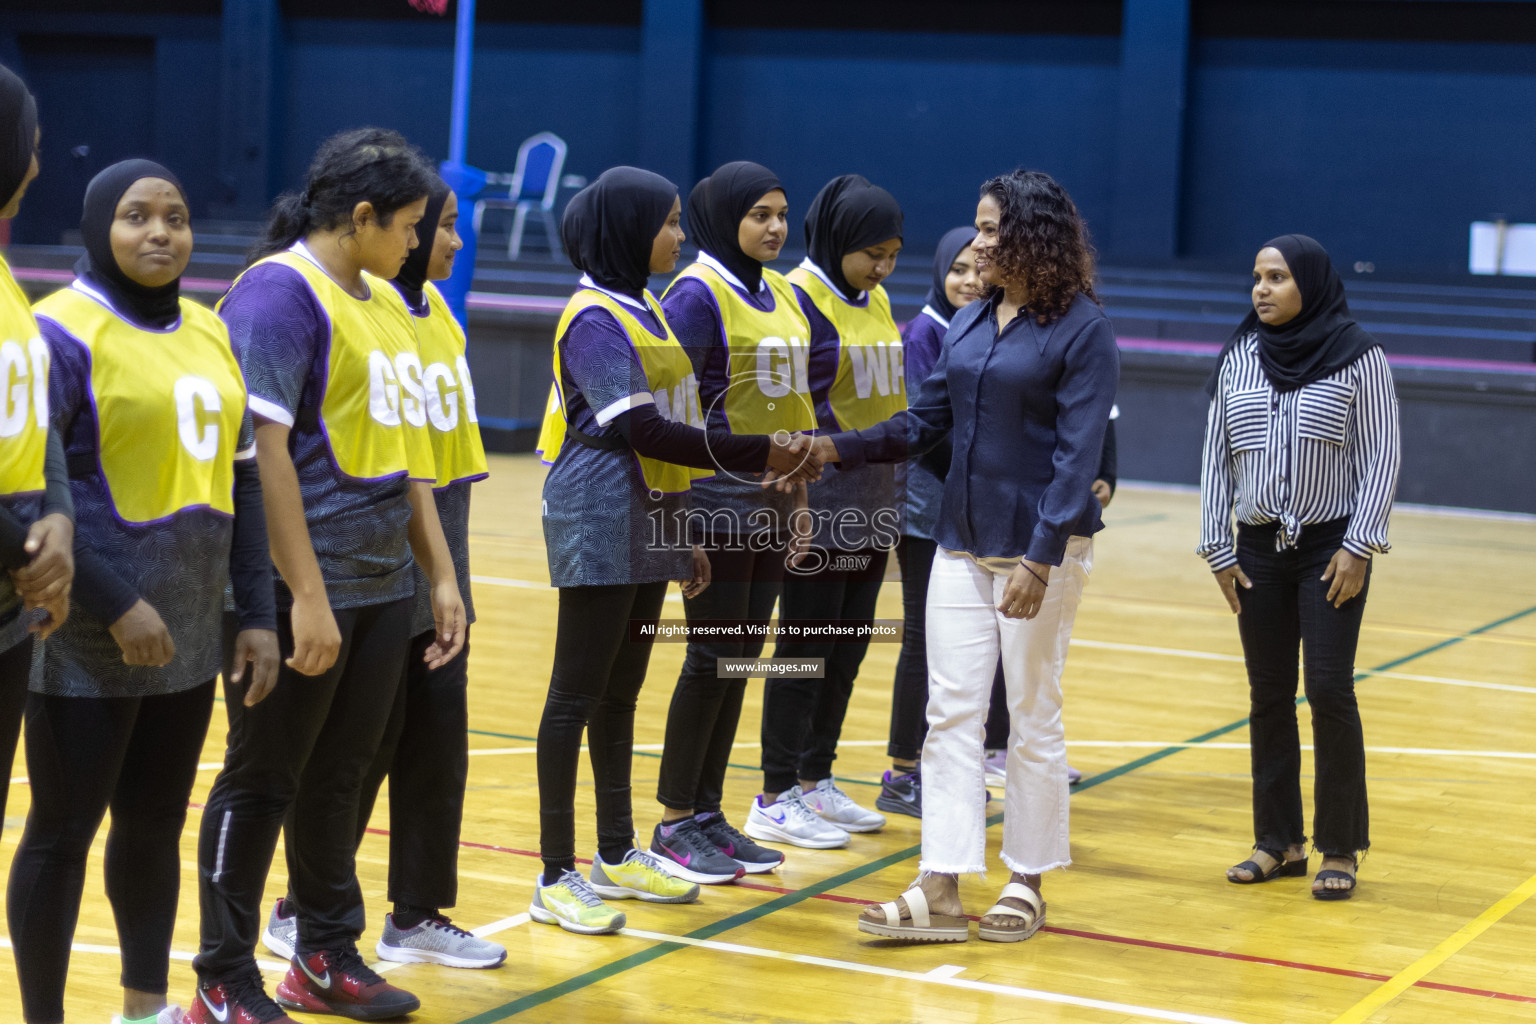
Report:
409,0,449,13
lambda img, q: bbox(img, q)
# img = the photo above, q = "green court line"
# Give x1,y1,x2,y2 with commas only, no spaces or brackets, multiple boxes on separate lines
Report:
458,600,1536,1022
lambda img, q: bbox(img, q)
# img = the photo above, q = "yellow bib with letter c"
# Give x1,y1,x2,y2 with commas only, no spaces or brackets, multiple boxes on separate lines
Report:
787,267,907,431
33,283,245,523
411,282,489,489
0,252,49,497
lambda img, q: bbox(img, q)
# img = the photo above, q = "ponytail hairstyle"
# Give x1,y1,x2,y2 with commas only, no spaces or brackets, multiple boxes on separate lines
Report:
249,127,436,264
979,168,1098,325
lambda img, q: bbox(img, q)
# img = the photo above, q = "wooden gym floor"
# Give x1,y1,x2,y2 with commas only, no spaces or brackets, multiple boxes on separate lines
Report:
3,452,1535,1024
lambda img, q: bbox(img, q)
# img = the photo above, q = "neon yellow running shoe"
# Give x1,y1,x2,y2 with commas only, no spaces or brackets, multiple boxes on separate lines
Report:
591,849,701,904
529,869,626,934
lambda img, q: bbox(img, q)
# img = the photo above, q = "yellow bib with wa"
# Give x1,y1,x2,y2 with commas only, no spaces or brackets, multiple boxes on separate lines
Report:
411,283,489,489
229,249,436,483
0,253,49,496
665,264,819,436
33,284,244,523
536,288,708,495
787,268,907,431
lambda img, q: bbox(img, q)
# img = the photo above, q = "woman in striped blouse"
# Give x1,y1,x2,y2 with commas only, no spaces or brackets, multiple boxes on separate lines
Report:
1198,234,1400,901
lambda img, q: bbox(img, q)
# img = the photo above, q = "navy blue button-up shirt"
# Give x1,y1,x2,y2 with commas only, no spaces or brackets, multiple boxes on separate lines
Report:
833,290,1119,566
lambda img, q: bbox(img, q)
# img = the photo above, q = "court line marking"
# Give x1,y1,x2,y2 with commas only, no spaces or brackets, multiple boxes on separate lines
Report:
615,926,1251,1024
1326,870,1536,1023
458,740,1536,760
927,963,967,978
458,600,1536,1023
0,936,289,975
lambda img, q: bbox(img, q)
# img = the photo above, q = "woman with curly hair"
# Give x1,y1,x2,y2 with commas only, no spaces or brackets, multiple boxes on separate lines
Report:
791,169,1118,942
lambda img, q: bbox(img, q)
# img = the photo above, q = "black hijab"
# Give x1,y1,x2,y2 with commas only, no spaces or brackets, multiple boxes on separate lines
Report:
75,159,187,330
925,226,978,323
1207,233,1379,397
394,177,451,306
562,166,677,297
687,160,782,294
802,174,903,299
0,63,38,214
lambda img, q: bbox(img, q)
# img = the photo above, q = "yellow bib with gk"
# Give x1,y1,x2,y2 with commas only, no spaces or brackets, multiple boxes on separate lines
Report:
536,288,708,495
411,283,489,489
787,268,907,431
230,249,436,483
0,253,49,497
33,284,244,523
665,264,819,437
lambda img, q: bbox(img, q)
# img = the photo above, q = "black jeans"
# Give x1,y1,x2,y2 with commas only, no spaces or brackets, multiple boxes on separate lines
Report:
195,598,412,980
355,627,471,912
1236,517,1371,859
657,537,784,813
538,582,667,875
762,546,889,793
8,682,215,1024
0,635,32,827
889,536,934,761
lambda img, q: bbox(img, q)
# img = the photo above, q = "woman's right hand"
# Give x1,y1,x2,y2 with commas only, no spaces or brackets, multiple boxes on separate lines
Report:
764,432,823,484
1213,565,1253,614
287,591,341,676
109,599,176,667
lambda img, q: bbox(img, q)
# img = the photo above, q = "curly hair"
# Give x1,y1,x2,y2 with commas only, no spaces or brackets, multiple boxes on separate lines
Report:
980,169,1097,324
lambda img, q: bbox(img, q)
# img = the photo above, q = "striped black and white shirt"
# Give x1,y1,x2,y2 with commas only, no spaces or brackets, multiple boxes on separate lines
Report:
1197,333,1400,571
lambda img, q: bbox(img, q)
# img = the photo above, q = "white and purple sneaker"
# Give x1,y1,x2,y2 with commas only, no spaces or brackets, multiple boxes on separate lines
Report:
743,787,850,849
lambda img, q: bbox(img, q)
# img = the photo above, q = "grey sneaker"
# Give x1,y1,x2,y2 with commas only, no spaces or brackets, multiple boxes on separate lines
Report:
261,897,296,960
375,913,508,969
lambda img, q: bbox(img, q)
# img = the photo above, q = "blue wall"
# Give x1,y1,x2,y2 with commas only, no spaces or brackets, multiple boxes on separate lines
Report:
1183,36,1536,275
4,1,1536,276
700,28,1120,251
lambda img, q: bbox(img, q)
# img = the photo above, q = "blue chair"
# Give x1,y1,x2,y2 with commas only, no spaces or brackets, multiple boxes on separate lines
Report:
473,131,570,260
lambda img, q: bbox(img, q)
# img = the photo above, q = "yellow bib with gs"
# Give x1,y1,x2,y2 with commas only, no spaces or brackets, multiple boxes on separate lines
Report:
229,249,436,483
536,288,708,495
665,264,819,436
411,283,489,489
787,268,907,431
0,253,49,496
33,284,244,524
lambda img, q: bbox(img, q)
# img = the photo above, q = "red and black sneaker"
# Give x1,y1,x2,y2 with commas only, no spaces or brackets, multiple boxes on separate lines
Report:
275,946,421,1020
188,969,298,1024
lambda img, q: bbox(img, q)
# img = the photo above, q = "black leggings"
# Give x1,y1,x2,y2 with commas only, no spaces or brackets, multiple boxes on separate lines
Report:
7,682,215,1024
0,635,32,827
355,627,472,912
538,582,667,878
196,599,412,980
761,547,889,794
656,538,784,814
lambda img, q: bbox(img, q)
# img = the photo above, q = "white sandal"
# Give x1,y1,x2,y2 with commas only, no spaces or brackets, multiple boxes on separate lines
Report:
856,883,969,943
977,881,1046,942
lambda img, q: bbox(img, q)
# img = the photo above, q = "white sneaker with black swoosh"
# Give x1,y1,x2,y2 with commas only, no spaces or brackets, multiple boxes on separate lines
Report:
743,787,850,849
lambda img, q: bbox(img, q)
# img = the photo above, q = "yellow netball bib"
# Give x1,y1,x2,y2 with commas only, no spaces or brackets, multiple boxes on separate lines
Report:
229,248,436,483
537,288,708,495
411,283,489,489
788,267,907,431
0,253,49,496
33,283,244,523
665,263,819,437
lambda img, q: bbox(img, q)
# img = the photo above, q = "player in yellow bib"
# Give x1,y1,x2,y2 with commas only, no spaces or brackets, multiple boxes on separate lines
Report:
12,160,279,1024
751,174,906,848
530,167,820,936
345,177,505,970
649,161,817,883
192,129,457,1024
0,61,74,894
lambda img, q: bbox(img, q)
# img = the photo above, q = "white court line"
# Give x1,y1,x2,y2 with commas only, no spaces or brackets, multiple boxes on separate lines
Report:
1065,741,1536,759
618,926,1249,1024
926,963,967,978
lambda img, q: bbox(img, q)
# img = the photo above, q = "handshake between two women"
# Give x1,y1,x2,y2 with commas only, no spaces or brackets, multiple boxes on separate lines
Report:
762,432,840,490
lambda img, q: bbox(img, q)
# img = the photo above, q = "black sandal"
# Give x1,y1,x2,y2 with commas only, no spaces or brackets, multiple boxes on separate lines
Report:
1312,858,1358,901
1227,849,1307,885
